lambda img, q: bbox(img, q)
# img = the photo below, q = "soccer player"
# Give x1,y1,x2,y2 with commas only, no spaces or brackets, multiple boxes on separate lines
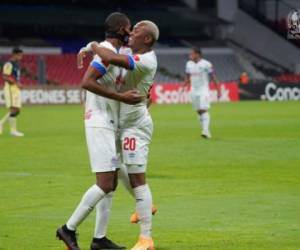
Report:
90,20,159,250
56,13,141,250
78,41,157,246
0,47,24,137
185,48,220,139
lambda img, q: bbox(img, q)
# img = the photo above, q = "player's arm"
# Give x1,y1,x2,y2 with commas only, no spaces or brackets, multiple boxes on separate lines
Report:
2,62,17,85
183,61,191,89
81,66,143,105
146,85,153,108
77,41,98,69
91,43,134,70
210,71,221,98
184,73,191,88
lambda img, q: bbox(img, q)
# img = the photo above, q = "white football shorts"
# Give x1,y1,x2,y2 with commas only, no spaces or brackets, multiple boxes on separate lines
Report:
191,92,210,110
85,127,118,173
120,117,153,174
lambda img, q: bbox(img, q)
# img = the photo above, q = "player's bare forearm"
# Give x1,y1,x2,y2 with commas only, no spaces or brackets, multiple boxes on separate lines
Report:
183,75,191,88
91,43,130,69
81,79,119,101
211,74,221,98
81,66,143,104
212,74,220,85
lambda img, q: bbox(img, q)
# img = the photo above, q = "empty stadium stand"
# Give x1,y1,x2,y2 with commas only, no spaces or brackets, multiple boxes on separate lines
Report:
0,47,244,85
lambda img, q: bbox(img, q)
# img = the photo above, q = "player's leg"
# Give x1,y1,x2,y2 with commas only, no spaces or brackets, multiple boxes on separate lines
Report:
195,94,211,138
9,107,24,137
118,157,157,224
0,110,10,135
56,171,115,250
91,171,125,250
56,128,118,250
8,86,24,136
121,126,155,250
198,109,211,138
1,84,14,135
119,163,135,196
128,169,154,250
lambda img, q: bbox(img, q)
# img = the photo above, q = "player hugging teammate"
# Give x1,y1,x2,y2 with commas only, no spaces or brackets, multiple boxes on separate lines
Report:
56,12,159,250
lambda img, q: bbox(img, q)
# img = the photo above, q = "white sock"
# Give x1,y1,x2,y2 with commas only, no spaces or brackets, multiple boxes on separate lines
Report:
94,192,113,239
9,117,17,132
199,112,210,133
66,184,105,231
0,112,10,125
133,184,152,238
118,164,134,198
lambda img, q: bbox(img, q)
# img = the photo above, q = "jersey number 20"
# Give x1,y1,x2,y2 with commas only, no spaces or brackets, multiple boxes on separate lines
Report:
123,137,136,151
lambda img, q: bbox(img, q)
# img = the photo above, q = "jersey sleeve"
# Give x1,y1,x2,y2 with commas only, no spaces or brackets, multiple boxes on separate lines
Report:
185,61,191,74
90,42,115,76
90,55,108,76
125,54,152,73
3,62,13,76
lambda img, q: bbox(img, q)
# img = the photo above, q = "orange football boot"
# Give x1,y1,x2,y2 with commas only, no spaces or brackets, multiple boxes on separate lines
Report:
130,205,158,224
130,235,154,250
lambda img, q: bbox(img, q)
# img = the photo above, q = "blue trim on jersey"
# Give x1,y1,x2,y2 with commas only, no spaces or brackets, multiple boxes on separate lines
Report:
127,55,135,70
91,61,107,75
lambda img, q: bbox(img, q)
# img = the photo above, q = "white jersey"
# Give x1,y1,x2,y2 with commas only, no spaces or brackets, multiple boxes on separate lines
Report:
119,50,157,129
84,41,120,130
185,59,213,95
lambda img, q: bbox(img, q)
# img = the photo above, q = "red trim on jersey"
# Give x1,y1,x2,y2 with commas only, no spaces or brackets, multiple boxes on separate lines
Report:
133,55,140,61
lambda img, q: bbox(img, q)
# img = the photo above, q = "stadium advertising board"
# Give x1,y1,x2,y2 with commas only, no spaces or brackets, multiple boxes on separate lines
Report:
151,82,239,104
0,86,85,105
0,82,239,105
239,81,300,101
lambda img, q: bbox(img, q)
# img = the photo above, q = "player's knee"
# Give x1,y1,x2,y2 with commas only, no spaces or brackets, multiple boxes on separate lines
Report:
129,173,146,188
96,181,115,194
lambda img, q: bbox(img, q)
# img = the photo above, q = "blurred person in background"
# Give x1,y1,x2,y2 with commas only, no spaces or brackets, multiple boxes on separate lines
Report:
0,47,24,137
184,48,220,139
239,72,249,85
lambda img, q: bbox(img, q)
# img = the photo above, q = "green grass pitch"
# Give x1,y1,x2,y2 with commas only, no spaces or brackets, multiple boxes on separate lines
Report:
0,101,300,250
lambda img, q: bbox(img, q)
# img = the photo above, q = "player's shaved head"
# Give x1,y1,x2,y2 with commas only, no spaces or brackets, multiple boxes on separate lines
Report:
105,12,130,33
134,20,159,45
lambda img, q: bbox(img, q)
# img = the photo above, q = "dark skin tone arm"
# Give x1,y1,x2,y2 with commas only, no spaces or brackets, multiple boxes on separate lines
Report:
90,43,151,102
91,43,132,70
183,73,191,89
81,66,143,105
210,73,221,98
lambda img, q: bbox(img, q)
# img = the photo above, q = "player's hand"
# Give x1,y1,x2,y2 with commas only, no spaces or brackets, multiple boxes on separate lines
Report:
119,90,144,105
77,49,87,69
17,83,23,89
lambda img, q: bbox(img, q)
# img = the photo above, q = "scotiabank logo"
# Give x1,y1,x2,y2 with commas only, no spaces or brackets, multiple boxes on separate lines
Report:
151,82,239,104
261,82,300,101
154,85,190,104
